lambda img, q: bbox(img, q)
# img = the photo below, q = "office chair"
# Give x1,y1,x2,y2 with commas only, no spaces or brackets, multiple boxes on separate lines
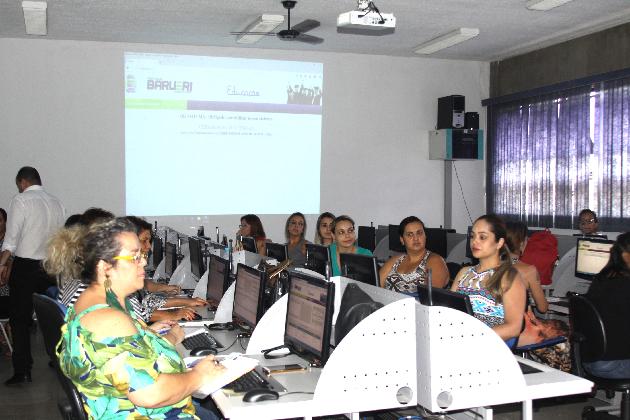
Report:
32,293,87,420
569,294,630,420
0,317,11,354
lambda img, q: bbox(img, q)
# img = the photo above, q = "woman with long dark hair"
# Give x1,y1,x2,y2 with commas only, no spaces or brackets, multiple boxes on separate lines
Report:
585,232,630,378
451,215,526,341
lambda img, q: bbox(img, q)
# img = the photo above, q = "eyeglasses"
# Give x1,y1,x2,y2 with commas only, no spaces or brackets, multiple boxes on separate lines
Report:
579,218,596,225
113,253,146,264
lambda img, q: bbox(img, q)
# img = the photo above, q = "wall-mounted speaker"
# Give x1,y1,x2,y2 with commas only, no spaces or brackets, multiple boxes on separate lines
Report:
464,112,479,130
437,95,465,129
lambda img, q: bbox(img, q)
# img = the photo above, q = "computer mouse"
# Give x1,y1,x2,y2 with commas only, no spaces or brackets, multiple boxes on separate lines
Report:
242,388,279,403
190,347,217,357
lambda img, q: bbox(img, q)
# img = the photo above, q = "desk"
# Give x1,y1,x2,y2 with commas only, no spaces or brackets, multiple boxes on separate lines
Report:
186,278,593,420
210,354,324,420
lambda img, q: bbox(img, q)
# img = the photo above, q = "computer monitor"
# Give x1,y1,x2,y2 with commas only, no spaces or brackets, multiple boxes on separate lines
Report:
465,226,473,259
284,271,335,366
357,226,376,252
575,237,614,280
416,284,474,316
424,227,448,259
206,254,230,307
388,224,406,253
188,236,205,279
164,242,178,277
340,253,380,287
232,263,266,330
241,236,257,253
152,237,163,268
305,243,331,276
266,242,288,262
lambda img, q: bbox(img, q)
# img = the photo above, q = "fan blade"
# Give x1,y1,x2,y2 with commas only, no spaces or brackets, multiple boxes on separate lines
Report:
296,33,324,44
292,19,320,34
230,31,275,36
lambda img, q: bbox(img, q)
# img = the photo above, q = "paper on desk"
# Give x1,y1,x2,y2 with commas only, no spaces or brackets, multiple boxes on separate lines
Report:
185,355,258,398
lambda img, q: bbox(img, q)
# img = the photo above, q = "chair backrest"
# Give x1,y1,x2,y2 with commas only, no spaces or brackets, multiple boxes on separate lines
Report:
55,364,88,420
569,294,607,363
32,293,66,360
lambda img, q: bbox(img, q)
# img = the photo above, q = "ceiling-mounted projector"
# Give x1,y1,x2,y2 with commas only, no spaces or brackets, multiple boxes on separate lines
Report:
337,10,395,30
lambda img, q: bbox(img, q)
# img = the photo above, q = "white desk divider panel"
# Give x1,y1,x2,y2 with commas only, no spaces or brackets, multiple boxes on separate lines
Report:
416,304,527,413
231,250,272,274
246,294,288,354
152,259,165,280
192,269,208,299
213,281,235,323
168,255,197,289
314,279,418,413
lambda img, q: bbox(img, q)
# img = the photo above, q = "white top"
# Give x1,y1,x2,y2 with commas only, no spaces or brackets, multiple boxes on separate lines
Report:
1,185,65,260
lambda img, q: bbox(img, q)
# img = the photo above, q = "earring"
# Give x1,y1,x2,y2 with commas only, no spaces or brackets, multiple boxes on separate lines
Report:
104,274,112,291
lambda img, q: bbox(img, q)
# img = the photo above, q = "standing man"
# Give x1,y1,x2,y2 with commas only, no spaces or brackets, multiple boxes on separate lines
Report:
0,167,65,385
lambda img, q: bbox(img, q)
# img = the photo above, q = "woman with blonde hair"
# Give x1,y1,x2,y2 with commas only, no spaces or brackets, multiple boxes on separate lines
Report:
51,218,223,419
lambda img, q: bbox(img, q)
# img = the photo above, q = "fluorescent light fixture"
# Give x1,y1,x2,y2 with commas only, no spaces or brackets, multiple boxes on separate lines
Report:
414,28,480,55
22,0,47,36
236,14,284,44
526,0,574,11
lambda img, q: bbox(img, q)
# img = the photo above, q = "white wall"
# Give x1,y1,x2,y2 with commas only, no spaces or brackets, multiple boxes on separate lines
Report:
0,37,488,241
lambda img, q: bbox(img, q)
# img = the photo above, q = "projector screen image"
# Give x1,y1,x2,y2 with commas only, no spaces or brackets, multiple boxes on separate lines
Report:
124,52,323,215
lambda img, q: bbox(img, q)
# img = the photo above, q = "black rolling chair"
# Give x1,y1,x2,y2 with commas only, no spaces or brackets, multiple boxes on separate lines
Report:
32,293,87,420
569,293,630,420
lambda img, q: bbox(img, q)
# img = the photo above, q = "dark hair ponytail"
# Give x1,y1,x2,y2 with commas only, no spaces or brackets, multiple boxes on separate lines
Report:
476,215,518,303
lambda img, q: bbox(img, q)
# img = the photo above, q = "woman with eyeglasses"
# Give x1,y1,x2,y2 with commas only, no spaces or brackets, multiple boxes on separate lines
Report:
285,212,310,267
379,216,449,291
330,215,373,277
51,218,223,419
237,214,267,256
577,208,600,236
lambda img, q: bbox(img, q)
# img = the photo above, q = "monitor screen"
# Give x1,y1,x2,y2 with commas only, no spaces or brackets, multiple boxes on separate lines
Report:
232,263,266,329
416,284,473,316
340,253,379,287
424,228,448,259
388,225,406,253
164,242,177,277
241,236,257,253
357,226,376,252
575,237,614,280
266,242,288,262
206,254,230,306
188,236,205,279
152,237,163,268
284,271,335,366
305,243,331,276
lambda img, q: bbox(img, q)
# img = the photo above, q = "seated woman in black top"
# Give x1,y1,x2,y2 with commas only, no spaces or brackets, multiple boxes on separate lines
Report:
585,232,630,379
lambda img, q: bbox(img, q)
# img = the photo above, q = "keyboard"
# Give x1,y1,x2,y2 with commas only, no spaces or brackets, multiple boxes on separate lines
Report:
182,332,223,350
224,368,273,393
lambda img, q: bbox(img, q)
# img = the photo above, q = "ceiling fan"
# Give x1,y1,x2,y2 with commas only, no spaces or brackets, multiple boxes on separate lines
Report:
232,0,323,44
